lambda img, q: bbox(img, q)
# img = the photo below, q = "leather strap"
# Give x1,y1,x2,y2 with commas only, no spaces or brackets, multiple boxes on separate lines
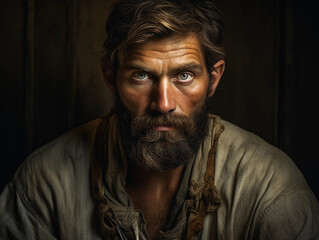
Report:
91,111,119,239
186,118,224,240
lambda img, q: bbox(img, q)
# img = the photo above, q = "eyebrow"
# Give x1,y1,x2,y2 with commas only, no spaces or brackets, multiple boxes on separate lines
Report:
172,63,204,75
122,61,204,76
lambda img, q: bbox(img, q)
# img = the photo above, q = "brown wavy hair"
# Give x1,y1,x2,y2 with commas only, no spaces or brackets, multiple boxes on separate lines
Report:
103,0,226,82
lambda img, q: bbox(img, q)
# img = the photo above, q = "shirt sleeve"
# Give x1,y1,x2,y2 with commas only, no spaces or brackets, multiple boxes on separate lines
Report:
0,179,57,240
254,189,319,240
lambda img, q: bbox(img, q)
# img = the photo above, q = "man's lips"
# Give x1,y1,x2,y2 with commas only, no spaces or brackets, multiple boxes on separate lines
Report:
154,126,175,131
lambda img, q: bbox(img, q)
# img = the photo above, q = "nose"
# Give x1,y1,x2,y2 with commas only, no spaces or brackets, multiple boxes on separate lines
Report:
150,78,176,114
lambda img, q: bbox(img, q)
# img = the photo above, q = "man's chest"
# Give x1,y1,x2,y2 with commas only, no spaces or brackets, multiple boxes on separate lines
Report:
128,192,173,240
138,201,170,239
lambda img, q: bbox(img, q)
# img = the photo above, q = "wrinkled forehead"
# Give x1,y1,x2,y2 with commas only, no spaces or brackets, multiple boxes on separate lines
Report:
123,33,206,65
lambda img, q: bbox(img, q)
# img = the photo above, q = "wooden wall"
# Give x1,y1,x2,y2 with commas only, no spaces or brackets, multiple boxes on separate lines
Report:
1,0,318,198
213,0,319,198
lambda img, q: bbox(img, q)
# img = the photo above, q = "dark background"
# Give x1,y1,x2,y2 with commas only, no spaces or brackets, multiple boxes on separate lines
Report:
1,0,318,199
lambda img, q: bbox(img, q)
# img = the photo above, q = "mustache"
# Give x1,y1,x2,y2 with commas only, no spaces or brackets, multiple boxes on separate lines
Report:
130,113,196,136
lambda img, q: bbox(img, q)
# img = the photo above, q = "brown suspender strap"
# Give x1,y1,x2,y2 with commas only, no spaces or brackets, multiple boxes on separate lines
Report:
91,113,111,203
90,111,119,239
186,119,224,240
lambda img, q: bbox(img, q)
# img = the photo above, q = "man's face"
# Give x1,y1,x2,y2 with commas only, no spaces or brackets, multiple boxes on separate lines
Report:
112,33,221,171
116,33,211,118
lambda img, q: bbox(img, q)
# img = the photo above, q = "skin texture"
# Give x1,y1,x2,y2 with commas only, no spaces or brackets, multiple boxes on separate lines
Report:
104,33,225,239
114,33,223,118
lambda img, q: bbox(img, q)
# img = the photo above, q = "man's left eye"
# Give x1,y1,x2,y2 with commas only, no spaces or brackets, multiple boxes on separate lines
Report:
177,73,193,82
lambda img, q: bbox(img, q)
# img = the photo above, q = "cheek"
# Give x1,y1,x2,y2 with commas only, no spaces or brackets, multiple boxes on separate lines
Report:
117,84,150,116
176,82,208,115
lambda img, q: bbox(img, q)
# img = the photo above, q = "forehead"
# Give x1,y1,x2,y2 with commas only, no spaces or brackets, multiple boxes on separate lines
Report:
125,33,205,65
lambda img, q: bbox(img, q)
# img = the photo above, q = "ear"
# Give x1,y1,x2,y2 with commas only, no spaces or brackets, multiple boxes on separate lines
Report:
208,59,225,97
101,57,115,92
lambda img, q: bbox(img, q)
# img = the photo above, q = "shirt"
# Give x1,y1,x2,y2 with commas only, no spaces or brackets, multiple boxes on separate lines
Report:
0,114,318,239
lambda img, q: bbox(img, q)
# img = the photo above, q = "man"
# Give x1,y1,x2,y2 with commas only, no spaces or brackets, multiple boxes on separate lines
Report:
0,0,318,239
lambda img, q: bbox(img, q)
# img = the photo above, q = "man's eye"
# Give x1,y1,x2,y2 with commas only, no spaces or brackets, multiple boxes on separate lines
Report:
177,73,193,82
132,72,150,80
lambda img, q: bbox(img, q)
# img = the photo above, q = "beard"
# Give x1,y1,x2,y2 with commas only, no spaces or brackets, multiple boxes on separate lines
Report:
116,97,210,172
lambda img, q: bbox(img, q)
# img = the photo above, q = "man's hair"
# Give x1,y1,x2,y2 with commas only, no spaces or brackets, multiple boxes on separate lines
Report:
103,0,226,76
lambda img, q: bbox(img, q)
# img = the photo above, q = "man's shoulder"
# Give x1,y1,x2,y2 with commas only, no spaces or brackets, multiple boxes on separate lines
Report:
208,115,291,170
213,119,319,239
215,118,315,211
218,119,293,169
215,117,315,201
26,119,100,164
0,119,103,237
0,119,102,230
14,119,102,195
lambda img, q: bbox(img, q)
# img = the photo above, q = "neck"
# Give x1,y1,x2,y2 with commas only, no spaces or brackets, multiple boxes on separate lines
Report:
125,162,185,239
125,161,185,194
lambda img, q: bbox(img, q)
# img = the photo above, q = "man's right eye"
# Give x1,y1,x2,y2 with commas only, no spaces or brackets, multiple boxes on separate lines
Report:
132,72,150,80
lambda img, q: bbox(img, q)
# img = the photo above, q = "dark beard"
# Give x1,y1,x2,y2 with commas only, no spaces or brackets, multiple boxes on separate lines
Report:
116,98,210,172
